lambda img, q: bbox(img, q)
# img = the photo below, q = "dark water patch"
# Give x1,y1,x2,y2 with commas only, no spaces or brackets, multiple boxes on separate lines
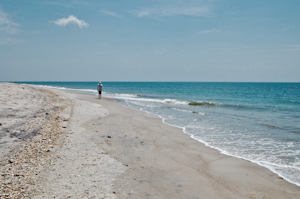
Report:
188,101,219,107
137,95,159,99
263,124,282,129
188,101,249,109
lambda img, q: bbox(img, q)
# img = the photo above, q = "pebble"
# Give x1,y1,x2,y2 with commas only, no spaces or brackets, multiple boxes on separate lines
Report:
0,89,67,198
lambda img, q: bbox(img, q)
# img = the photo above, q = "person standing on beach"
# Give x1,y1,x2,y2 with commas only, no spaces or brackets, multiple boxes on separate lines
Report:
97,82,103,99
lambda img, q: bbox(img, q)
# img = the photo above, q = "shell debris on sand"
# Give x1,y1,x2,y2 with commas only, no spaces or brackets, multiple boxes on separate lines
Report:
0,85,69,198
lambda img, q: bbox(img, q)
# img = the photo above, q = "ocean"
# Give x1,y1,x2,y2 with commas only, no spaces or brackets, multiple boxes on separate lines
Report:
20,82,300,186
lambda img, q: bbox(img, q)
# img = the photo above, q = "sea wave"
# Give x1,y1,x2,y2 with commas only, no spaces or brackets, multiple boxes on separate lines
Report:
30,85,243,109
167,107,206,115
31,85,253,110
108,94,249,109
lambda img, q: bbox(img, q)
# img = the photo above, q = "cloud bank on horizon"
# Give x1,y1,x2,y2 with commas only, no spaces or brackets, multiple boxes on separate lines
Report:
0,0,300,82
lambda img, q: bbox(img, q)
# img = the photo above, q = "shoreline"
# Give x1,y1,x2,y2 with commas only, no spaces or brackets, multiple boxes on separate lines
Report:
1,82,299,198
128,101,300,188
27,81,300,187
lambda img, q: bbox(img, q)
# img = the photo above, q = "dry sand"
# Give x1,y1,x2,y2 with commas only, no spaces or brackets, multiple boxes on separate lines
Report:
1,82,299,198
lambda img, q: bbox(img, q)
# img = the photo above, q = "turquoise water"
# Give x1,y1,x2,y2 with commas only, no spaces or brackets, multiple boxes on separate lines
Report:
21,82,300,186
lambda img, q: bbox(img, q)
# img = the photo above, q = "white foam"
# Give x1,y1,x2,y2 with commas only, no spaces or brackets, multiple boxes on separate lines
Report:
113,93,138,97
108,95,190,106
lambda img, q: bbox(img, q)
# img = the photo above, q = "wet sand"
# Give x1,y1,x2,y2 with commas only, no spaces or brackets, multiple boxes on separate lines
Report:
1,82,299,198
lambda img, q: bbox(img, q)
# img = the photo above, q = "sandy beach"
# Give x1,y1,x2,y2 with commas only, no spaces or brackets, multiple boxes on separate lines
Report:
0,82,299,198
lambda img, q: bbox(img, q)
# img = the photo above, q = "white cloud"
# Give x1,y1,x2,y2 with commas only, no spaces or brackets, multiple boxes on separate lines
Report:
133,6,211,18
52,15,89,29
0,8,20,34
198,29,221,34
100,10,121,17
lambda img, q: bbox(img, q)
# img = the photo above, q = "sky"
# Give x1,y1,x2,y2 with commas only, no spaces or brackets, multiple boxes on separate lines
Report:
0,0,300,82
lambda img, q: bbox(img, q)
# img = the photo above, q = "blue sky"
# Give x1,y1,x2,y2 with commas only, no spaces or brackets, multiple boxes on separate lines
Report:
0,0,299,82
